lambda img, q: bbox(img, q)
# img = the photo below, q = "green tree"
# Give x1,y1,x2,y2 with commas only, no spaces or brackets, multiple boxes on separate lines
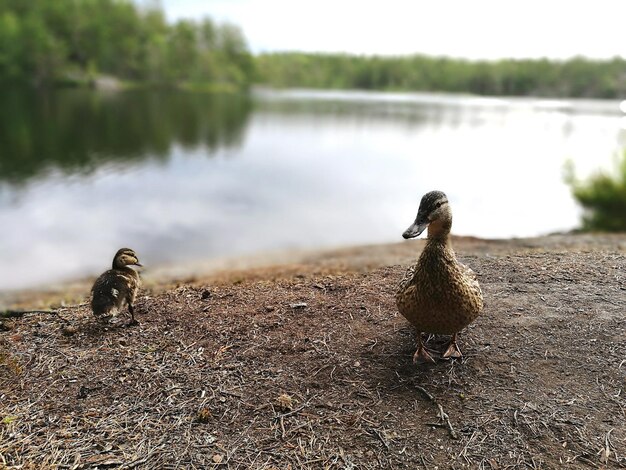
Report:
0,0,254,88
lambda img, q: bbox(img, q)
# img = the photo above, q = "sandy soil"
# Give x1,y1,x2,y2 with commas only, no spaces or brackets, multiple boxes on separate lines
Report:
1,234,625,469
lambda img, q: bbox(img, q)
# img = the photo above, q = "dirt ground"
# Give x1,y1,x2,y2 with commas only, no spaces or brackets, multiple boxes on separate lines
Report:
1,234,625,469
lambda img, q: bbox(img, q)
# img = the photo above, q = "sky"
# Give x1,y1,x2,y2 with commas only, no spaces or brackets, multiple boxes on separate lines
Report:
156,0,626,59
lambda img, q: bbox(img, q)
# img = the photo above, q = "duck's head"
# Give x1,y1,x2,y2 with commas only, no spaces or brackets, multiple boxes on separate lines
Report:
112,248,142,269
402,190,451,239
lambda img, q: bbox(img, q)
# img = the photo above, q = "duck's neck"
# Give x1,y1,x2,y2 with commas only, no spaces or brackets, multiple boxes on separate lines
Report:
426,209,452,244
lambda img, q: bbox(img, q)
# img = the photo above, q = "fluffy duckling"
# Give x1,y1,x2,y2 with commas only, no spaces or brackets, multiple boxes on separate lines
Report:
91,248,142,324
396,191,483,362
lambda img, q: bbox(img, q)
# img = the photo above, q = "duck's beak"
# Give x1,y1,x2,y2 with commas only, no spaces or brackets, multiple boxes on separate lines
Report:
402,216,429,239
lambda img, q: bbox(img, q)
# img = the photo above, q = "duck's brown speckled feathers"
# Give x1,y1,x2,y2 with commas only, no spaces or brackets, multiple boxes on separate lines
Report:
91,248,142,323
396,191,483,362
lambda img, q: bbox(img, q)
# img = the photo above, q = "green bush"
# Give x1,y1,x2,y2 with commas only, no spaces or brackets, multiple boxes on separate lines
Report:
567,152,626,232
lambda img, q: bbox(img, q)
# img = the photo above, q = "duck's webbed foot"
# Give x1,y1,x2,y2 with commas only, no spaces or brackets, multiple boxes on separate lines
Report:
413,346,436,363
413,331,436,364
442,333,462,359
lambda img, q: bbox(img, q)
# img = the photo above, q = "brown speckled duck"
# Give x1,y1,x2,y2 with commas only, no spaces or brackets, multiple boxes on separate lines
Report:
396,191,483,363
91,248,142,324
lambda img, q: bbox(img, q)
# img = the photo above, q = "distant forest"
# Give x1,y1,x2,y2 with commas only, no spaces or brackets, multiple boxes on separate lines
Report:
0,0,254,88
2,1,626,98
256,53,626,99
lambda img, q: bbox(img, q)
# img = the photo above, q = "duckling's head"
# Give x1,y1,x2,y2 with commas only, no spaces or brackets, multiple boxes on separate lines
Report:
402,190,451,239
112,248,142,269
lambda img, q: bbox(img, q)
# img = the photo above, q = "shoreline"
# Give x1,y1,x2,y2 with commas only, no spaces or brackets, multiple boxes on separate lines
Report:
3,232,624,311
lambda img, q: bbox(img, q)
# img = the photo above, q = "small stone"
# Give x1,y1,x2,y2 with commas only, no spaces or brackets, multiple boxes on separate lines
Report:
61,325,78,336
212,454,223,464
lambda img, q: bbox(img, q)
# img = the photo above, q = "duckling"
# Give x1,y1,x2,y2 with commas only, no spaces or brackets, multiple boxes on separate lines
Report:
396,191,483,363
91,248,142,325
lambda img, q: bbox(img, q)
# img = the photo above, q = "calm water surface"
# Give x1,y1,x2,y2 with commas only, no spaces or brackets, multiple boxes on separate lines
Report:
1,88,625,291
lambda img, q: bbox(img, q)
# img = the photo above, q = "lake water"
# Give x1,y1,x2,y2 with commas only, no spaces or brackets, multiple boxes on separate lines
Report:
1,88,625,291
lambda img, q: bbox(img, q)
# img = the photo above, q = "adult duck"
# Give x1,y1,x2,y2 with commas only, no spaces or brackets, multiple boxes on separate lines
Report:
396,191,483,362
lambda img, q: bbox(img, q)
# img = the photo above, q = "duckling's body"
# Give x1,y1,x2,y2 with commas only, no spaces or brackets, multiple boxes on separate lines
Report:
91,248,142,324
396,191,483,362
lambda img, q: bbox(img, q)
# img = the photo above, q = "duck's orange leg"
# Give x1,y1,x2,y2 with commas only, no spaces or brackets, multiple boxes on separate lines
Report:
413,331,436,363
442,333,462,359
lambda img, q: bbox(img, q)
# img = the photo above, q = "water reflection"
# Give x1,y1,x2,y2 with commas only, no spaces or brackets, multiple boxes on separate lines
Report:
0,89,252,184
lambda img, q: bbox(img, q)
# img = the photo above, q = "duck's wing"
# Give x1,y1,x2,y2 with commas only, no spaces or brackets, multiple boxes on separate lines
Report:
458,261,477,280
458,261,483,296
397,263,418,292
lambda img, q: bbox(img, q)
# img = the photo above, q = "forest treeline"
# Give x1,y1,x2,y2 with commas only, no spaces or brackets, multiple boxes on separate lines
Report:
256,53,626,98
2,1,626,98
0,0,254,88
